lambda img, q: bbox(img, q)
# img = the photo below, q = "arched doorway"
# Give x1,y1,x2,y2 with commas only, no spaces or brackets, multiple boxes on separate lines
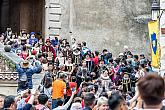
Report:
0,0,44,34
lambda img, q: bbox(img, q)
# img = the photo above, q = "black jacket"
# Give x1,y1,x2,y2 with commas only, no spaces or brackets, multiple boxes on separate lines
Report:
83,107,92,110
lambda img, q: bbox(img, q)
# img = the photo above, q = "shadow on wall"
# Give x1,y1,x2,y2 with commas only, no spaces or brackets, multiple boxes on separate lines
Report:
60,0,151,56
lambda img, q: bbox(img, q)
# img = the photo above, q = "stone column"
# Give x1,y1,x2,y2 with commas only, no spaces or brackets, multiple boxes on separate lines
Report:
20,0,33,32
45,0,62,40
45,0,49,40
69,0,74,41
0,0,10,32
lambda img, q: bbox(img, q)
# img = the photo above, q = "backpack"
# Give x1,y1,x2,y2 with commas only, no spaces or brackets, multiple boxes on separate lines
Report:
19,68,28,82
39,72,53,92
18,69,28,90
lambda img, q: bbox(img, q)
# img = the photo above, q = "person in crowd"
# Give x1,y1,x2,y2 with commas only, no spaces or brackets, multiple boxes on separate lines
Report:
95,96,109,110
61,39,68,48
72,48,81,65
39,76,52,102
94,60,106,79
77,60,90,87
35,94,50,110
139,54,145,60
81,41,91,58
83,92,96,110
108,92,128,110
62,44,73,62
66,76,77,103
52,73,66,109
135,63,146,79
29,32,38,46
137,74,165,109
92,51,99,66
55,51,65,66
53,89,76,110
100,69,112,91
65,57,73,70
3,95,17,110
0,96,4,109
121,73,132,95
19,45,29,60
101,49,112,64
123,45,132,59
70,97,82,110
3,89,37,110
84,53,94,72
71,38,77,50
42,39,56,62
16,89,30,109
20,32,28,45
16,60,42,92
51,37,59,47
133,55,140,67
101,49,108,62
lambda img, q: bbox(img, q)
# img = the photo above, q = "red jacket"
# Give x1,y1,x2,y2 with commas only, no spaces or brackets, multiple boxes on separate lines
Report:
92,56,99,65
42,45,56,59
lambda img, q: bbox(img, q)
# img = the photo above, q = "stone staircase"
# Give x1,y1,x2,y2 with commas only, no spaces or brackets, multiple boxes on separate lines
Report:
45,0,62,39
0,43,43,96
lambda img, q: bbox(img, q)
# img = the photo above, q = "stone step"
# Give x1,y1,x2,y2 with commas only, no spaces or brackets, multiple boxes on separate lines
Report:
49,28,60,35
49,4,61,8
49,0,60,4
49,14,60,21
49,8,61,15
49,21,61,29
33,73,44,89
49,34,60,37
46,0,62,38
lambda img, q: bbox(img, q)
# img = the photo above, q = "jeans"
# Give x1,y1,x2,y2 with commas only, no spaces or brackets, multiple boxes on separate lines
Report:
52,99,58,109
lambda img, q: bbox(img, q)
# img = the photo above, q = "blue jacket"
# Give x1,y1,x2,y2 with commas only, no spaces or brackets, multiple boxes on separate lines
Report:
29,38,38,45
16,64,42,89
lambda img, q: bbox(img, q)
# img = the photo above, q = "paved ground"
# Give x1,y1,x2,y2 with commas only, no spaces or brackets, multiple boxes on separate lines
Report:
33,73,44,89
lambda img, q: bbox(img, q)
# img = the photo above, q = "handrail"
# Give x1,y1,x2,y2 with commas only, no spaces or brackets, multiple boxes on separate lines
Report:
0,43,23,72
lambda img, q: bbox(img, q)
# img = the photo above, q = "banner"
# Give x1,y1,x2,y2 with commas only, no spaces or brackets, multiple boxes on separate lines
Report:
148,20,160,68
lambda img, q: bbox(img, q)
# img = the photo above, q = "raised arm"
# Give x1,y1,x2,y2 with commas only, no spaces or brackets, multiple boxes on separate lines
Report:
32,62,42,74
60,90,76,109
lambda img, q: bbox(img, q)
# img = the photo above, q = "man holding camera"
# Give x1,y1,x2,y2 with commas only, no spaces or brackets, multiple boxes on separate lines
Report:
16,60,42,92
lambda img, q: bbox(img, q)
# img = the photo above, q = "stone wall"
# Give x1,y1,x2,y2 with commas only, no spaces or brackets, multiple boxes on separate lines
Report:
60,0,153,57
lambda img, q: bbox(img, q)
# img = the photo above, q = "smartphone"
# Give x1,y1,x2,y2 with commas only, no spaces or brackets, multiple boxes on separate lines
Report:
72,87,76,91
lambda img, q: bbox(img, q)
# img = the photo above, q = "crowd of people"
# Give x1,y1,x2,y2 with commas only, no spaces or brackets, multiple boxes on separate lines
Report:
0,28,165,110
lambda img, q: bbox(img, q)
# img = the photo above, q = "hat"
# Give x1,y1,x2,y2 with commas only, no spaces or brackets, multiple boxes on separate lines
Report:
32,49,37,55
59,72,67,78
46,39,51,43
20,60,30,68
70,102,82,110
73,97,82,103
119,53,124,56
124,45,128,49
30,32,35,35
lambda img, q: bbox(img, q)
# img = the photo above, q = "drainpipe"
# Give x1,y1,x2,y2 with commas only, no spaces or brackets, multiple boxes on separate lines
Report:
69,0,74,42
45,0,49,41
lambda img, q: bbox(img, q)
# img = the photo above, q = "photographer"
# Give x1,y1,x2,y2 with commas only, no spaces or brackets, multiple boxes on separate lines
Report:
76,60,90,87
16,60,42,92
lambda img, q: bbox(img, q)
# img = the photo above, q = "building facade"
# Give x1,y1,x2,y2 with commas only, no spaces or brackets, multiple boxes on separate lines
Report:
0,0,152,56
0,0,61,39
